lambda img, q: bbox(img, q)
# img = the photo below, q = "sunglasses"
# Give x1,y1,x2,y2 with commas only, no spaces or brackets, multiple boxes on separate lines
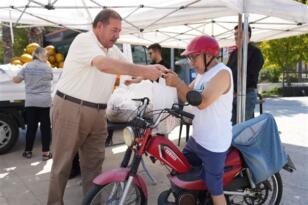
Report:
187,54,200,62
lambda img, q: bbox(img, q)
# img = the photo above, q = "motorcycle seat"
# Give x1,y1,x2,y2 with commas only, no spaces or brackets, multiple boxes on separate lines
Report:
177,166,202,182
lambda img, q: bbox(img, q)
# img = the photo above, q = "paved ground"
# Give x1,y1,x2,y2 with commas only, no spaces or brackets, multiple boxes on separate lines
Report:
0,97,307,205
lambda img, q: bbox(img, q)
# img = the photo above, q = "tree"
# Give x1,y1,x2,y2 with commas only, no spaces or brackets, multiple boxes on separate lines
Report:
260,34,308,85
13,27,29,57
1,25,14,64
0,25,39,64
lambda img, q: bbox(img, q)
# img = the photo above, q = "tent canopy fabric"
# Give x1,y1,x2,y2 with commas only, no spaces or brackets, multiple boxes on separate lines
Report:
0,0,308,48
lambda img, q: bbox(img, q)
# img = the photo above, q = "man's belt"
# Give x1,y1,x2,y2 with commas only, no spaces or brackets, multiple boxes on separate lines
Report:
56,90,107,110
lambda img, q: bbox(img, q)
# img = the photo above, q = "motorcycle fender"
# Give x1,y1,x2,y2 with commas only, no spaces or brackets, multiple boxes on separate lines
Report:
93,167,148,197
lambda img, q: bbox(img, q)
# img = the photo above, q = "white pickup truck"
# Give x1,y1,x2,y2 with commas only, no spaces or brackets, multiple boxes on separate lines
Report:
0,43,151,154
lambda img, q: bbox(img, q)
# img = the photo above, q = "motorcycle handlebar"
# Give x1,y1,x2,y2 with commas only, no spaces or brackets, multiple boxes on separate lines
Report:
132,97,150,105
176,109,194,119
166,107,194,120
128,101,194,129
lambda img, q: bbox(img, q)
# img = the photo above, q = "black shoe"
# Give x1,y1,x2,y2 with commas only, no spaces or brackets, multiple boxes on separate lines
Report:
22,151,32,159
69,168,81,179
42,152,52,161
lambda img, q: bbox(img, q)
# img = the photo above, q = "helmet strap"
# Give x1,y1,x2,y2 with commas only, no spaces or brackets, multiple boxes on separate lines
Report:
203,53,215,73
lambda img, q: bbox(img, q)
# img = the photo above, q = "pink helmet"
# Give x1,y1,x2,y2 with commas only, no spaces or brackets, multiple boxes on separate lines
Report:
181,35,220,57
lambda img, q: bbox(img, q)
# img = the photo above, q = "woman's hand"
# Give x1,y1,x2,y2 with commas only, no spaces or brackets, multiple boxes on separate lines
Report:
165,71,180,87
12,76,23,83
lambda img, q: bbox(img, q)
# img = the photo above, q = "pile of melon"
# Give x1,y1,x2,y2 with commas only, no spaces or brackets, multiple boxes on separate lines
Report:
10,43,64,68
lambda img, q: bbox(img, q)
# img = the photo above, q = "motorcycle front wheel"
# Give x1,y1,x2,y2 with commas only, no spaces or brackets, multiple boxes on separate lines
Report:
82,181,146,205
227,173,283,205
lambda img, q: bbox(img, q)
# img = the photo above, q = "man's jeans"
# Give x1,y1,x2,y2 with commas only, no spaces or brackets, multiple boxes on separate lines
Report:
232,89,257,125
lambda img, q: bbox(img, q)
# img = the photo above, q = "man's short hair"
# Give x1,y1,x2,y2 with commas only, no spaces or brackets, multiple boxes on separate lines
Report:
148,43,162,53
234,23,252,35
32,47,47,61
92,9,122,28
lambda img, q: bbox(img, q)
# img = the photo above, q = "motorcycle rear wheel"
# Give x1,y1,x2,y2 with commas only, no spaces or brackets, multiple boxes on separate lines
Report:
82,182,146,205
227,173,282,205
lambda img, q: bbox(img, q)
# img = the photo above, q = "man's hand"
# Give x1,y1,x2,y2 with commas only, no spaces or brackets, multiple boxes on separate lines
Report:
152,64,169,73
142,64,166,81
165,71,180,87
124,76,143,86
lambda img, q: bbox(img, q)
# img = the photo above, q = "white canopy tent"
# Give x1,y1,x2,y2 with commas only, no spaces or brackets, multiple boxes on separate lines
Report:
0,0,307,48
1,0,308,122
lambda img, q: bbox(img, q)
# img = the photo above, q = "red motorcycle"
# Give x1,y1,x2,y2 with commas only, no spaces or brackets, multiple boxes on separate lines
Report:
82,94,295,205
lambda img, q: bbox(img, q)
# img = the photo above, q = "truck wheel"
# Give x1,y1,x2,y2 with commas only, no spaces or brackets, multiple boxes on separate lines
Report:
0,114,19,154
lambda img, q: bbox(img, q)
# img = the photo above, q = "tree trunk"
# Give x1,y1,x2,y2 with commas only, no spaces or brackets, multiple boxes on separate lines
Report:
2,25,14,64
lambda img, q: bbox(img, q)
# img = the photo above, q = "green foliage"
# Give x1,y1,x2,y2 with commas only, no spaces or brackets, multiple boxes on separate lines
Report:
12,27,29,56
259,66,282,83
261,87,283,97
295,0,308,5
0,41,4,63
0,27,29,63
161,48,185,67
259,34,308,83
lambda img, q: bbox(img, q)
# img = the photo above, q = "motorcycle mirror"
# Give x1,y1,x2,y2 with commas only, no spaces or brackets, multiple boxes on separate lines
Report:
186,90,202,106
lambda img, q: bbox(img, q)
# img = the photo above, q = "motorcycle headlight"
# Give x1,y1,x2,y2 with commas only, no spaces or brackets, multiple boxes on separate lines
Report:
123,127,134,147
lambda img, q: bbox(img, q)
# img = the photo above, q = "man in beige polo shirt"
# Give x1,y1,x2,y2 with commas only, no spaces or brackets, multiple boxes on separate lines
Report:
47,9,165,205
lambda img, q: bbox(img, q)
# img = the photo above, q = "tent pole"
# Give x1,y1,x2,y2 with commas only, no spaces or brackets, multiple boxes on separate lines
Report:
16,0,32,25
236,14,242,124
170,48,174,70
241,14,249,122
9,10,14,44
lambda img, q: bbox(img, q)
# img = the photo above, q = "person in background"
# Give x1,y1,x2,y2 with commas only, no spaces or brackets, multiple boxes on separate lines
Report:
125,43,170,85
165,35,233,205
47,9,165,205
148,43,170,69
227,24,264,125
12,47,52,161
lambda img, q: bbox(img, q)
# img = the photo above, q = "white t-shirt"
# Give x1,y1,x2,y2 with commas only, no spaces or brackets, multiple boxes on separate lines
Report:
56,30,128,104
192,63,233,152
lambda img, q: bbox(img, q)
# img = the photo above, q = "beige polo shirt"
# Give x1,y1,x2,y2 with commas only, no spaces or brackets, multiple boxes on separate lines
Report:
56,30,128,104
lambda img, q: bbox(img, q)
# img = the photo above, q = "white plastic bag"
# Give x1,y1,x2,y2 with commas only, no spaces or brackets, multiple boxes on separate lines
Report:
152,78,180,134
128,80,153,100
152,78,178,110
106,86,138,122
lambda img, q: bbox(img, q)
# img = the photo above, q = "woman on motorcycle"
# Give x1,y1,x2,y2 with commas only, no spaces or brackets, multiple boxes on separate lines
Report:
165,35,233,205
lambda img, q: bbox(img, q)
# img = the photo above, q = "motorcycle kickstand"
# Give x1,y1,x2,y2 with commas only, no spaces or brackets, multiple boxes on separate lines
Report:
140,157,157,185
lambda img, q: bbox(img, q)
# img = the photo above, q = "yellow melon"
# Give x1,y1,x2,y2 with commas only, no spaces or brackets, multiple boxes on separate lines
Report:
58,62,64,68
20,53,33,63
11,59,23,65
45,45,56,56
46,61,52,67
50,62,58,68
48,55,56,64
25,43,40,54
55,53,64,63
10,56,22,63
